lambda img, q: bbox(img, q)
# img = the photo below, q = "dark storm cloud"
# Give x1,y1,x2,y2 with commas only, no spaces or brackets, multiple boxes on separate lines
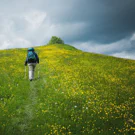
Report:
27,0,135,44
52,0,135,44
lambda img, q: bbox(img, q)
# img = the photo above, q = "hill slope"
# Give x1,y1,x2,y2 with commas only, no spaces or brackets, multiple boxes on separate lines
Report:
0,44,135,135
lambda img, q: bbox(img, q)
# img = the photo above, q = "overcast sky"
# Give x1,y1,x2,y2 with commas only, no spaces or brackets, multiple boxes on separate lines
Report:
0,0,135,59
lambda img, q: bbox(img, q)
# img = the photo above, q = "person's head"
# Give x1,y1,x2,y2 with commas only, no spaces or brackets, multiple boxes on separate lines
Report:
28,47,34,52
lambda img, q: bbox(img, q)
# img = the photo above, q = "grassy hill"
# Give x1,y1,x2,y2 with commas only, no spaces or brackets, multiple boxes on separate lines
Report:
0,44,135,135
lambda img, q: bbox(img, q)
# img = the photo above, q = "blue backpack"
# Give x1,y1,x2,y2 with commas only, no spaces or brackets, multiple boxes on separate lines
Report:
27,51,36,62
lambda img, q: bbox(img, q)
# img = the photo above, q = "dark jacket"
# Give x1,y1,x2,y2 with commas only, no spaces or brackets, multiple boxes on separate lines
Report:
25,51,39,66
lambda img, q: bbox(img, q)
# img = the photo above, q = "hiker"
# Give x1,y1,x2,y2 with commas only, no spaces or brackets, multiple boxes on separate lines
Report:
24,47,39,81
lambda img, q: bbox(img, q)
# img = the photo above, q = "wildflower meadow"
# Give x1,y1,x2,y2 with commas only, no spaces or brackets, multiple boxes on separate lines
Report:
0,44,135,135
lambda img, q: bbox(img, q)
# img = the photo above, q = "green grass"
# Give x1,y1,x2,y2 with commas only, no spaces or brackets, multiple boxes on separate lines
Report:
0,44,135,135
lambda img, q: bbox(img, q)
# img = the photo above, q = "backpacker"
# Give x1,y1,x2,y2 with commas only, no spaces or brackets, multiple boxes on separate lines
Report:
27,51,36,63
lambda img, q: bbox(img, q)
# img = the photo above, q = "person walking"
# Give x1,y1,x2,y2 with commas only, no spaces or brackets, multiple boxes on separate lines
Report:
24,47,39,81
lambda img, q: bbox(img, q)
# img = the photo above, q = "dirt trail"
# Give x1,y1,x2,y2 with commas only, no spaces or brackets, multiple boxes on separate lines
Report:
19,81,38,134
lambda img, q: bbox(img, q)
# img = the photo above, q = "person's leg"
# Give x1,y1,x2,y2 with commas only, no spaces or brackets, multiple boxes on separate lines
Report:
28,64,33,81
28,63,36,81
32,63,36,80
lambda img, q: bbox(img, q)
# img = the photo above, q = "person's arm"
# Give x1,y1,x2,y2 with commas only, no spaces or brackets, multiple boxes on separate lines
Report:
35,53,39,63
24,56,28,66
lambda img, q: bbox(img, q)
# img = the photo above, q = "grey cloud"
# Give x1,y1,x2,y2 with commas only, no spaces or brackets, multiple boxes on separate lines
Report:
1,0,135,44
112,51,135,60
72,35,135,59
0,0,135,59
35,0,135,44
